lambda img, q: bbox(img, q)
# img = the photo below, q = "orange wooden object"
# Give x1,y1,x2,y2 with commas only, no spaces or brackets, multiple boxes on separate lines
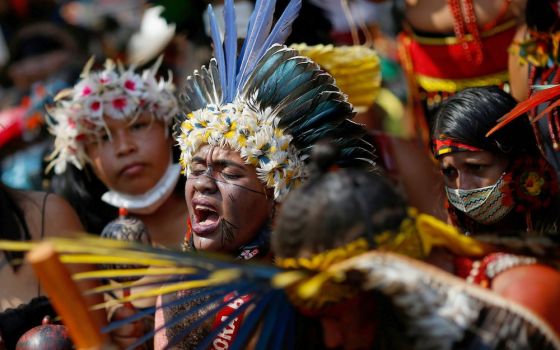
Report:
26,243,111,350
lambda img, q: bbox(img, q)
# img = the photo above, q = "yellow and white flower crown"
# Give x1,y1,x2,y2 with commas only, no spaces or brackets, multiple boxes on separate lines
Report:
177,102,306,200
46,57,178,174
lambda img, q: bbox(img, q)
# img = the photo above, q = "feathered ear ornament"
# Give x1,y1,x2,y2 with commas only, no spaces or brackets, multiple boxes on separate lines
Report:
486,84,560,136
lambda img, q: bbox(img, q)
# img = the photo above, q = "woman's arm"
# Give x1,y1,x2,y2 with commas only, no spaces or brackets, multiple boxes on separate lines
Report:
38,193,109,334
508,24,530,102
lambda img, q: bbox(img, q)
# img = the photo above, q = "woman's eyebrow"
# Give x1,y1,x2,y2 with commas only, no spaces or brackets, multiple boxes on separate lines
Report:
213,159,245,170
190,156,245,170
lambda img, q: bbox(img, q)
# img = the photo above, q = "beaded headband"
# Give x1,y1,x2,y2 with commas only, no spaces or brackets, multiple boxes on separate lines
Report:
433,136,483,158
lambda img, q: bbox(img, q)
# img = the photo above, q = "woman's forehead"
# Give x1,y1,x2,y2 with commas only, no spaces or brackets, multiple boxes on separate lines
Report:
441,150,501,164
194,145,243,162
102,112,156,128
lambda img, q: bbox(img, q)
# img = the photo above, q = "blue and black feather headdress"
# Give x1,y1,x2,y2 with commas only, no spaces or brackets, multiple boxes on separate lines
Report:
176,0,375,199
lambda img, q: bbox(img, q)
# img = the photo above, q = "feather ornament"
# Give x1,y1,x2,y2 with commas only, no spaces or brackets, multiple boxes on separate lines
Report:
207,4,227,103
1,234,560,349
224,0,237,103
487,84,560,136
258,0,302,61
177,0,375,198
236,0,276,91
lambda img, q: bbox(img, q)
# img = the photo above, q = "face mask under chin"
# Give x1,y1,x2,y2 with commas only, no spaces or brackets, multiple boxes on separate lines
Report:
445,174,514,225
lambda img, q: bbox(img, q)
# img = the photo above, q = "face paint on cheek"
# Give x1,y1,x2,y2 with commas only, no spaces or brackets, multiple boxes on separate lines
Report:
220,219,238,247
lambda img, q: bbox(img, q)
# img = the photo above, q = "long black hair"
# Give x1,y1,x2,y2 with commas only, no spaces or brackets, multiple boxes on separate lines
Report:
431,86,540,158
46,163,117,235
525,0,560,32
431,87,559,234
273,141,403,258
0,184,30,270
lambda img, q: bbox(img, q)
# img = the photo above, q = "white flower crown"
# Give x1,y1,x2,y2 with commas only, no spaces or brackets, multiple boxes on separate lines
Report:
177,102,306,200
46,57,178,174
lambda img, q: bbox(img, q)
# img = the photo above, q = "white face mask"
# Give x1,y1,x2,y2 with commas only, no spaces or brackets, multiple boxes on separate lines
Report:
445,174,514,225
102,162,181,215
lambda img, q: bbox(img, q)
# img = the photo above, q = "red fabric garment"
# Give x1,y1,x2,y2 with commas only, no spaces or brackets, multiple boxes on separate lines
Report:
403,22,516,81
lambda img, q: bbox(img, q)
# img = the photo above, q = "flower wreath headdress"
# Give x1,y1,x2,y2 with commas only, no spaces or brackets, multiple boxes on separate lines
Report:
176,0,375,200
46,56,179,174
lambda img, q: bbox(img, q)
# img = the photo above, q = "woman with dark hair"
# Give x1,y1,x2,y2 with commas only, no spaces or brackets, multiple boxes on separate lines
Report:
272,142,560,348
431,86,559,235
45,57,187,246
44,57,188,348
397,0,526,145
0,183,99,348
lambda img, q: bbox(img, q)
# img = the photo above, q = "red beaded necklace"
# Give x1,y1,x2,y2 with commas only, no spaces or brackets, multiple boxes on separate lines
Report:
448,0,484,65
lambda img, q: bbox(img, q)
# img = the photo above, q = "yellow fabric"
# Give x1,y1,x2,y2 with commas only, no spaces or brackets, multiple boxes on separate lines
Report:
415,212,487,257
275,238,370,272
290,44,382,109
275,209,489,274
417,71,509,93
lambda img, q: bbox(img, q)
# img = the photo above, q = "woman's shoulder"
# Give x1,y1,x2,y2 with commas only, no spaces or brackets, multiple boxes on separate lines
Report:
492,264,560,335
17,191,84,239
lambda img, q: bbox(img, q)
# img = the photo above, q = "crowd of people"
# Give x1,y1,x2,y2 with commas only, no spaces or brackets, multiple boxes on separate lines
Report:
1,0,560,349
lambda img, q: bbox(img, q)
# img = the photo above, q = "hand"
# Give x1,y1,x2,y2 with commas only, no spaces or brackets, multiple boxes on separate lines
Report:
110,306,148,350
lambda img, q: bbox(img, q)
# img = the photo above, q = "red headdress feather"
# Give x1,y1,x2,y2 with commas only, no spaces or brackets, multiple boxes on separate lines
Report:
486,84,560,137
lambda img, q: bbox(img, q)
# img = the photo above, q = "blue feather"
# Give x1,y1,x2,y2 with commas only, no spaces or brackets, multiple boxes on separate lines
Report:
242,46,294,98
236,0,276,91
229,292,275,350
287,99,351,136
102,285,227,335
274,82,338,120
208,4,227,103
255,292,285,349
195,293,263,350
259,61,316,106
224,0,237,103
269,295,294,350
257,0,302,63
164,285,256,350
124,286,234,350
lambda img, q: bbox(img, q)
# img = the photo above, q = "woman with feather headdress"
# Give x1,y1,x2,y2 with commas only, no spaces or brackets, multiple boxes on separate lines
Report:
154,0,376,347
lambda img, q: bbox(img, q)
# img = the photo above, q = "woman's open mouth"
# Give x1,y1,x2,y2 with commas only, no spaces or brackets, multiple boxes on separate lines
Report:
191,202,221,236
